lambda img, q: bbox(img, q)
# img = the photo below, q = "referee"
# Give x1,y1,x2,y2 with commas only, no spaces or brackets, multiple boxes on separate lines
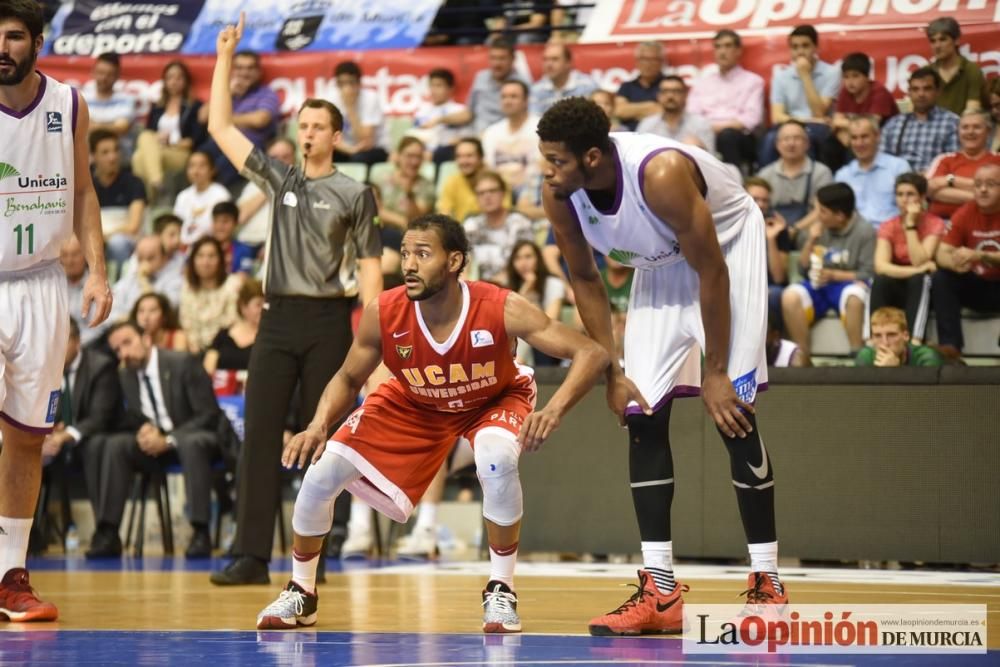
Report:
207,15,382,585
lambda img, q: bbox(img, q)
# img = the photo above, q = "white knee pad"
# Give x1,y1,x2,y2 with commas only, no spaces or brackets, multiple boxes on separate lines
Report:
292,446,361,537
474,427,522,526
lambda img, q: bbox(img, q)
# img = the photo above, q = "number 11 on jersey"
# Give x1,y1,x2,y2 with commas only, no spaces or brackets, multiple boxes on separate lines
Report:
14,223,34,255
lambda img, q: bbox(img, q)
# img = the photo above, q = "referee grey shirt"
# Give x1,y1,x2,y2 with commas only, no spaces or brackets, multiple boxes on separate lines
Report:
242,147,382,298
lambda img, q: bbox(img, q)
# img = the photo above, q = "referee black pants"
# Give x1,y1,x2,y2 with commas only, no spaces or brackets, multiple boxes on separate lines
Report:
233,296,354,562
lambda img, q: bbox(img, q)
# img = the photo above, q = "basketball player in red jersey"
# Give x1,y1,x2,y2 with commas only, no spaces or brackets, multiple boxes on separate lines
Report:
255,213,609,633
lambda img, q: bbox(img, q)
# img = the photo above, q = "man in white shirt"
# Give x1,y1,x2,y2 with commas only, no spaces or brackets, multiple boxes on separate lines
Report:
109,235,184,323
411,68,471,164
530,42,597,116
481,80,540,206
326,61,388,165
636,76,715,153
83,53,137,158
687,29,765,171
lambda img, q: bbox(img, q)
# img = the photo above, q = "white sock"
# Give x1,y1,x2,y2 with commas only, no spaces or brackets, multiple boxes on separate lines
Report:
488,541,518,589
0,516,32,577
641,540,676,592
414,502,438,532
748,541,782,594
291,548,320,594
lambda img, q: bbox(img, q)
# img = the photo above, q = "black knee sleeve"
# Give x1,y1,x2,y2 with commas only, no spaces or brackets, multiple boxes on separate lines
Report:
719,414,777,543
627,403,674,542
720,413,774,489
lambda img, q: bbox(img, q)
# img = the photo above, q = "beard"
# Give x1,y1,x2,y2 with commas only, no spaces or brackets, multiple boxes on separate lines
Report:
0,48,37,86
404,274,447,302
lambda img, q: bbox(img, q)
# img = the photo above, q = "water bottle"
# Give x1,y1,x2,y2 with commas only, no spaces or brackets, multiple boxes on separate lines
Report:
808,247,825,288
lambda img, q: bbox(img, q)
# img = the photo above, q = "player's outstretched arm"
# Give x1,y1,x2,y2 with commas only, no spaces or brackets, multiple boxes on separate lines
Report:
207,12,253,174
642,151,753,438
541,187,651,423
72,95,112,326
505,292,609,452
282,300,384,469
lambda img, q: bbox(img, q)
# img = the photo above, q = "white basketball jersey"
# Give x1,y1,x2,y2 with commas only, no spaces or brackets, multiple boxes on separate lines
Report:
567,132,754,269
0,74,77,272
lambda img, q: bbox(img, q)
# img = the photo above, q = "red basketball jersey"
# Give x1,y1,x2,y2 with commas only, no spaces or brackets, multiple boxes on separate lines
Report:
379,280,526,413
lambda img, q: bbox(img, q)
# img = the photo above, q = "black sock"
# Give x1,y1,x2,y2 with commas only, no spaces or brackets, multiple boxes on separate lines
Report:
719,414,777,544
627,403,674,542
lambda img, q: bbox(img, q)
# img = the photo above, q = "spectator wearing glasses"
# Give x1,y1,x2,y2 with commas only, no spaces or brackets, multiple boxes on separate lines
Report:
636,75,714,153
462,171,535,284
931,163,1000,355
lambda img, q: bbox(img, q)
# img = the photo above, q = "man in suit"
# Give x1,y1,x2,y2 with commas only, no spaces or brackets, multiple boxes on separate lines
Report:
90,321,222,558
31,318,120,553
45,319,120,497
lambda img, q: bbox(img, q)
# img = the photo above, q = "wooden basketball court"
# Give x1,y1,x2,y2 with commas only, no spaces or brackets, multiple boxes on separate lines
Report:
8,556,998,665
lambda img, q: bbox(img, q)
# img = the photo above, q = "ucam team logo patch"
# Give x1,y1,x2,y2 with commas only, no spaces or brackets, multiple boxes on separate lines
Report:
471,329,494,348
395,344,413,359
46,111,62,133
46,389,60,424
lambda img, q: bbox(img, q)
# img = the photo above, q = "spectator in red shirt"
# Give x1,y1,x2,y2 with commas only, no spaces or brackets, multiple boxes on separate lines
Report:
931,162,1000,353
870,173,944,343
925,109,1000,219
822,53,899,172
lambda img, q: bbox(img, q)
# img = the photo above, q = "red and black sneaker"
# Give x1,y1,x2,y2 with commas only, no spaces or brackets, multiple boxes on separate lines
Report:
0,568,58,622
737,571,790,630
588,569,687,636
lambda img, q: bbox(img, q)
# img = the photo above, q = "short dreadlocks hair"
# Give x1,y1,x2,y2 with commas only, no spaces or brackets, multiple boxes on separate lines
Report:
537,97,612,161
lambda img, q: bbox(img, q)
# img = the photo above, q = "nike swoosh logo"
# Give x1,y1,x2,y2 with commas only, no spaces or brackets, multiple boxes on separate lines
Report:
748,434,768,480
656,598,679,612
392,331,409,339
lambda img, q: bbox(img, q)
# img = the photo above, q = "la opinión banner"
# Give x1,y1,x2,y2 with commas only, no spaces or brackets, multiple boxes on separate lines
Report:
581,0,1000,42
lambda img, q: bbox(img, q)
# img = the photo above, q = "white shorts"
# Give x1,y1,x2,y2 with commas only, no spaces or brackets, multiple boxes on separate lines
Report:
623,209,768,415
0,260,69,433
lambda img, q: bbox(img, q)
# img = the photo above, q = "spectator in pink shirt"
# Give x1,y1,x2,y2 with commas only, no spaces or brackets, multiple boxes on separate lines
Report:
687,29,764,173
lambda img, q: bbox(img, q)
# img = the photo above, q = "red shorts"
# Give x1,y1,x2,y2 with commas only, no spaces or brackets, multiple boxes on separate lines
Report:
326,375,535,522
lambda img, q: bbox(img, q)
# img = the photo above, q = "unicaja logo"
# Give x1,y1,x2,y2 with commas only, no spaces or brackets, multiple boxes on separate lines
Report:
17,173,68,189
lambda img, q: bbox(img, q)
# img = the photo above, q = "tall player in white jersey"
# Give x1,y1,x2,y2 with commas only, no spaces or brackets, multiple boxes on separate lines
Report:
0,0,112,622
538,97,787,636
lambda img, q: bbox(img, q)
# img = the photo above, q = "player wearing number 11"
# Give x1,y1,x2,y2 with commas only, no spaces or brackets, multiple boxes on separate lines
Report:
0,0,112,623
